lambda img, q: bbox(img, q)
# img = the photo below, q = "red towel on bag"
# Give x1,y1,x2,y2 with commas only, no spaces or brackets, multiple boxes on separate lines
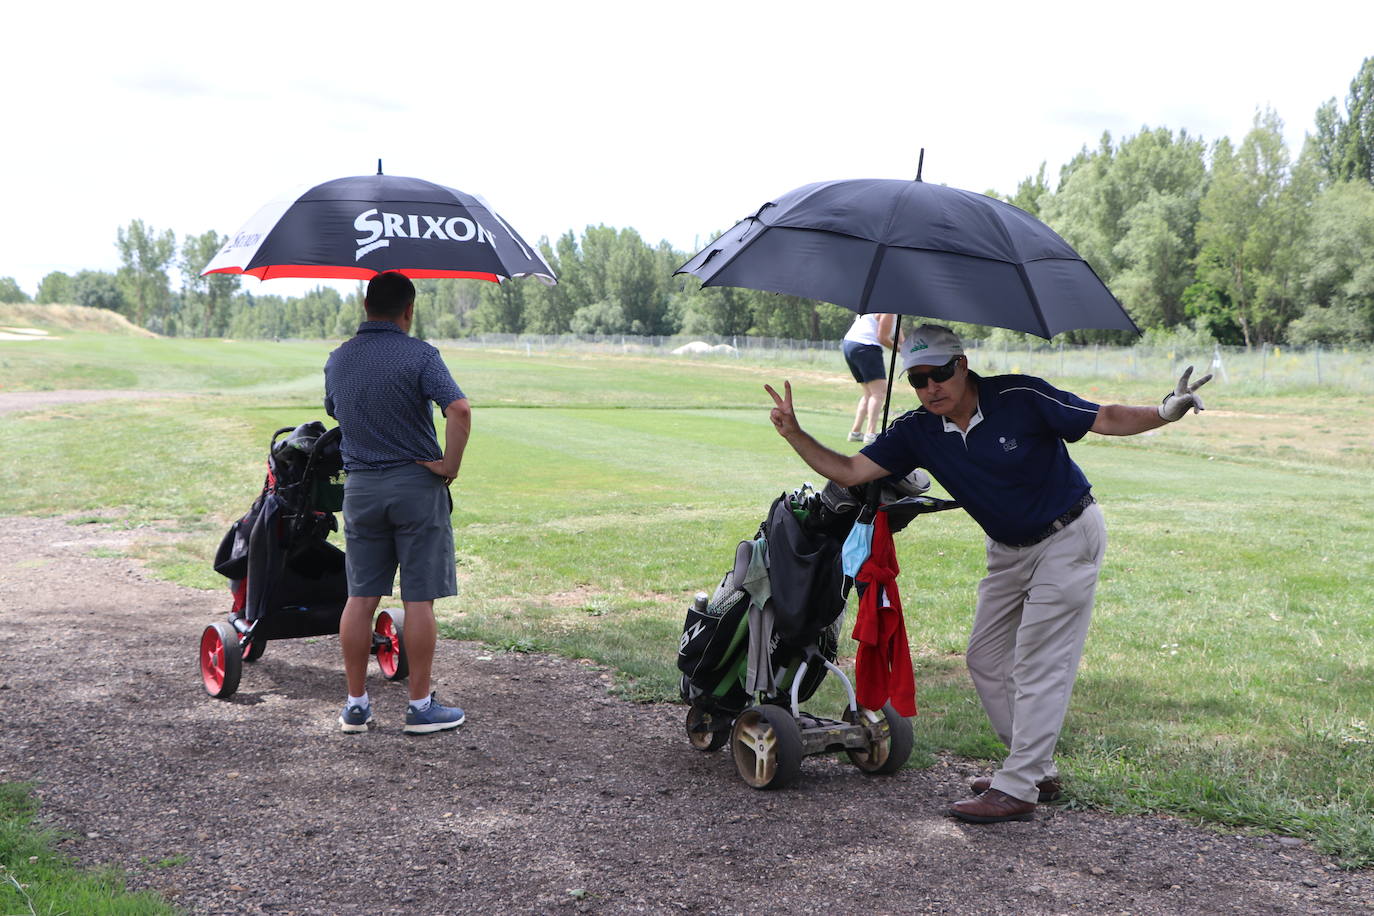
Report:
851,511,917,717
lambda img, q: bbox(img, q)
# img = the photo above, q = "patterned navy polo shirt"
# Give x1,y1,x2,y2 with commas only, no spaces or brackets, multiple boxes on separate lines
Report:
861,373,1099,545
323,322,465,472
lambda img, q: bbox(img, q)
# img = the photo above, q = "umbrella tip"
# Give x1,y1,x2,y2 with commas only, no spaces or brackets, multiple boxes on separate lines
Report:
377,159,383,175
915,148,925,182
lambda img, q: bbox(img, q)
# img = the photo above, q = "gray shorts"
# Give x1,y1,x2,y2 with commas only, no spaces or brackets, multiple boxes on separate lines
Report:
342,463,457,602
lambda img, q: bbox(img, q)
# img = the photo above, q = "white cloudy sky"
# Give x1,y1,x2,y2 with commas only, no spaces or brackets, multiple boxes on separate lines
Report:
2,0,1371,297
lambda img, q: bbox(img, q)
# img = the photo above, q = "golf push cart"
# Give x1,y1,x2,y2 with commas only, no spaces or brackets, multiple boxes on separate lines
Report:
678,474,957,789
199,421,408,699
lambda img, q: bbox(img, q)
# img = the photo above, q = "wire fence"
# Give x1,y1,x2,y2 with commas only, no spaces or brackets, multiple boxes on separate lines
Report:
448,332,844,363
961,340,1374,393
440,333,1374,393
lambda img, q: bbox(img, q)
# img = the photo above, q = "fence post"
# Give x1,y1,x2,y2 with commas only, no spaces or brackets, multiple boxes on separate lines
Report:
1211,345,1229,383
1315,344,1322,385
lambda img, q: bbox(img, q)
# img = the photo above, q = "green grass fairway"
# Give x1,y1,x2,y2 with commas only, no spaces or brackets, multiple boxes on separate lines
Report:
1,328,1371,867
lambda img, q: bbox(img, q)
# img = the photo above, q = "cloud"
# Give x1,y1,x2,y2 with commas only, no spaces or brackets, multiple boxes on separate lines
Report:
299,79,410,115
115,69,219,99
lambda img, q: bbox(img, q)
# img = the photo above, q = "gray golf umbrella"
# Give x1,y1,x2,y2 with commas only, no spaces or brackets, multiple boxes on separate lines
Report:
675,175,1138,339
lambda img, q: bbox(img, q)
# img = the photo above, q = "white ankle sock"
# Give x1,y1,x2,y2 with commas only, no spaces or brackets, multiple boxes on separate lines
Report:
409,695,432,712
347,693,369,709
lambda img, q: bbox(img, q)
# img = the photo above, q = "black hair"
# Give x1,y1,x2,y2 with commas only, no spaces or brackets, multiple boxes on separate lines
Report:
364,271,416,318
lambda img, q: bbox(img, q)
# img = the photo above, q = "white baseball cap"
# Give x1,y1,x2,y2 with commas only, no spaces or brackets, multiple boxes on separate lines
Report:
900,324,964,372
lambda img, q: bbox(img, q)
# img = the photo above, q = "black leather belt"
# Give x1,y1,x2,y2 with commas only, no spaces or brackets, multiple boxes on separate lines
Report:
1004,493,1095,549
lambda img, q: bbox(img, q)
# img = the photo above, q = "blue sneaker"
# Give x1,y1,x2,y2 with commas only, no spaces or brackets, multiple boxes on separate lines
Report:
339,703,373,734
404,693,465,734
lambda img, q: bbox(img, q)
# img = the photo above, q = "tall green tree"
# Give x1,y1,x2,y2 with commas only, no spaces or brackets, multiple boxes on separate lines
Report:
528,226,684,336
521,238,576,333
1288,179,1374,342
35,271,73,304
0,277,29,303
749,293,843,340
115,219,176,327
606,228,664,334
1311,56,1374,186
569,299,628,335
1111,190,1200,328
413,278,481,338
1038,127,1207,329
179,230,241,336
653,241,689,335
70,270,127,314
1005,162,1050,217
226,292,278,339
575,225,617,307
470,278,525,333
679,283,755,337
1194,110,1310,346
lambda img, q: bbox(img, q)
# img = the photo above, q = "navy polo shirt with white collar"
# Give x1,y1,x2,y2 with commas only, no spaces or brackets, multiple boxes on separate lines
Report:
323,321,465,472
861,373,1099,545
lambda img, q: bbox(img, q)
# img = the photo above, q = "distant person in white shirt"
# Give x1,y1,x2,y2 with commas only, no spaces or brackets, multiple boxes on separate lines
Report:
841,312,897,444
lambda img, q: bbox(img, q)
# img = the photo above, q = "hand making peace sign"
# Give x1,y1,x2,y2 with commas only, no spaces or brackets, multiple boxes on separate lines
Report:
764,381,801,438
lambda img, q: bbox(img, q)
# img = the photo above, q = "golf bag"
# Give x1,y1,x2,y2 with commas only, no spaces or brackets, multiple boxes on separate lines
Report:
678,476,921,718
201,419,413,701
212,421,349,639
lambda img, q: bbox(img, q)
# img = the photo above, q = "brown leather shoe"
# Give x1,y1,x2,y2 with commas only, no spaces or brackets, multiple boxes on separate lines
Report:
969,775,1062,803
949,788,1036,823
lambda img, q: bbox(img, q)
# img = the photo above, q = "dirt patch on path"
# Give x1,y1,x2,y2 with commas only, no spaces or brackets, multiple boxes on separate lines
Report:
0,517,1369,915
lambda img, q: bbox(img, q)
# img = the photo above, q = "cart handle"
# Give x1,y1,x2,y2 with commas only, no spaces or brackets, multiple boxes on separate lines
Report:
881,495,961,515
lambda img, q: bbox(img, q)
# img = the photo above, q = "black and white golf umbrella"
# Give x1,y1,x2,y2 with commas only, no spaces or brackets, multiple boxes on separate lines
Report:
204,164,555,284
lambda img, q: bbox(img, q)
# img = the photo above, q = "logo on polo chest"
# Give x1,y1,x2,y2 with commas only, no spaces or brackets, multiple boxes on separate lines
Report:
353,209,496,260
999,437,1018,452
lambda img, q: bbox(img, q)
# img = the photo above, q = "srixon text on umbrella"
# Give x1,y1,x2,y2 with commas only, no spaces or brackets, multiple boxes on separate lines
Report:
354,210,496,259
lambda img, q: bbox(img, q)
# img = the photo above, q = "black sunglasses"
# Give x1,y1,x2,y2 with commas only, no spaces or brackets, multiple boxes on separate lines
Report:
908,356,961,389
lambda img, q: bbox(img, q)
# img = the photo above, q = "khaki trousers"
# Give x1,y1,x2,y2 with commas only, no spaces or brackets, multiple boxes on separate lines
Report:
968,503,1107,804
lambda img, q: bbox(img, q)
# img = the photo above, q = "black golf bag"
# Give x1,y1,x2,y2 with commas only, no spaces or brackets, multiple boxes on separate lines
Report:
677,476,925,720
213,421,349,640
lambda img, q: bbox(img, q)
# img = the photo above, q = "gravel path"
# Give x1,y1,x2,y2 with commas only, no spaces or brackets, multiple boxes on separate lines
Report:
1,517,1370,914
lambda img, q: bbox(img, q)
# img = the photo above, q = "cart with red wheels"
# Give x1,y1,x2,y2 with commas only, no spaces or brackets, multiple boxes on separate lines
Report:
199,421,409,699
198,607,409,699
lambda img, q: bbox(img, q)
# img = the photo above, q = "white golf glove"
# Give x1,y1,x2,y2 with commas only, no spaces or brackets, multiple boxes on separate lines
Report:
1158,366,1213,421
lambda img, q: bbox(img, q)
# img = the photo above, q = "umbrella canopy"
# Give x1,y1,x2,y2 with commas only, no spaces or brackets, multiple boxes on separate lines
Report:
204,169,555,284
676,177,1136,339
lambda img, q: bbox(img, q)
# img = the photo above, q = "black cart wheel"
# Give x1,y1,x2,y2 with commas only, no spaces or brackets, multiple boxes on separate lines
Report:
241,624,266,663
845,703,913,775
374,609,409,681
731,704,802,789
685,705,730,752
200,622,242,699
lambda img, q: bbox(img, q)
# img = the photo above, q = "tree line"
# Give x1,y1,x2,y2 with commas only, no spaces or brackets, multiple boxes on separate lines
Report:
3,58,1371,348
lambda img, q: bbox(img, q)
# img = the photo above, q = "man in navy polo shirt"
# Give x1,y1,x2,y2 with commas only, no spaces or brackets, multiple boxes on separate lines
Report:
324,271,472,736
765,324,1210,823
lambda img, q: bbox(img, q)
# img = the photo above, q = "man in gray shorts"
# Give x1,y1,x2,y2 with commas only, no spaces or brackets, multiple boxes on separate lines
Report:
324,271,472,735
765,324,1211,822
